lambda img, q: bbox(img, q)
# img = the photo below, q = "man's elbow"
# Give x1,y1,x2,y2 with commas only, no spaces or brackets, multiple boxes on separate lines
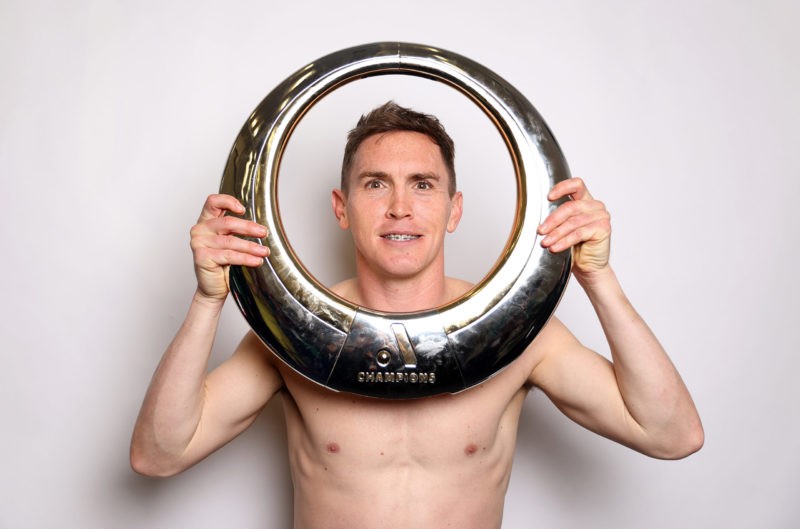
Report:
129,443,185,478
650,422,705,460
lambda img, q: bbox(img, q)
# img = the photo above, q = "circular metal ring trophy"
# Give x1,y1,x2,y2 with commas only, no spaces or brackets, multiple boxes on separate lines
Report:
220,42,572,399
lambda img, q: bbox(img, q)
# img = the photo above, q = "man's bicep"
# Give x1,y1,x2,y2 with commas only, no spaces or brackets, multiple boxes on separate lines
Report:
527,319,647,449
184,331,284,461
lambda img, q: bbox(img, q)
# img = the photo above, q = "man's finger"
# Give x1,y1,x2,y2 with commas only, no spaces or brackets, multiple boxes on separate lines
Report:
198,194,246,222
192,231,269,255
539,198,605,235
195,246,267,269
547,177,593,202
201,216,268,238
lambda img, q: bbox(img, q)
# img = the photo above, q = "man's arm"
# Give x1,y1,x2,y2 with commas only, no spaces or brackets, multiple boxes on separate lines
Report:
130,194,282,477
529,178,704,459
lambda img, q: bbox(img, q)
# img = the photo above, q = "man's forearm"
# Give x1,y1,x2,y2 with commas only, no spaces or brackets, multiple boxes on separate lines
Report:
576,265,703,458
130,289,225,476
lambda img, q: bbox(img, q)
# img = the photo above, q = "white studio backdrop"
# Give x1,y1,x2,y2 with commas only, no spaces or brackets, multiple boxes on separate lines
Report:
2,1,799,528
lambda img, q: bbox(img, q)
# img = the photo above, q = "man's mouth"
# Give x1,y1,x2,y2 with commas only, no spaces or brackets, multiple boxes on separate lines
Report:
382,234,421,241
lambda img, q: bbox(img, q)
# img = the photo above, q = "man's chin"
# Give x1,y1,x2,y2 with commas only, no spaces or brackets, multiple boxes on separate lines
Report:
367,262,428,282
355,251,442,283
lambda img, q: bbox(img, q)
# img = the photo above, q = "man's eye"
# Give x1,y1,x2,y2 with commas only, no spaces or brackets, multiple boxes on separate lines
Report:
367,180,383,189
416,181,432,190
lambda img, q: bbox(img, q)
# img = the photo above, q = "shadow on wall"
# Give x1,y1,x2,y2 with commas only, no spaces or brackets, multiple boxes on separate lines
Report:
515,391,622,505
121,399,293,528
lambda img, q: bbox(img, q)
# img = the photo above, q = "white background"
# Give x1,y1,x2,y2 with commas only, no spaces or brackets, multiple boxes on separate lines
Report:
2,1,799,528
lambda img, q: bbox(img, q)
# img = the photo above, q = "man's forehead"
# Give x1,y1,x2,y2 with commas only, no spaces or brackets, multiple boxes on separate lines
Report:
361,130,438,146
351,131,445,165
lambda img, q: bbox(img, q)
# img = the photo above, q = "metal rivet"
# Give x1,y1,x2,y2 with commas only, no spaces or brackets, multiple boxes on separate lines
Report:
376,349,391,367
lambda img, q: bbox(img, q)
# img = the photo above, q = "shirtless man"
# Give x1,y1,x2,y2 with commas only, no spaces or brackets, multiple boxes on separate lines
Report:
131,102,703,529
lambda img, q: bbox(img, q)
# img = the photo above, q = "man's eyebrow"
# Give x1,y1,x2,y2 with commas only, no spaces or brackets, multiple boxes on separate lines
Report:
409,172,441,181
356,171,442,181
357,171,389,180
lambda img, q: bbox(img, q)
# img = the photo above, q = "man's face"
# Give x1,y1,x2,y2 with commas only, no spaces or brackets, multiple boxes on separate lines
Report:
332,131,463,282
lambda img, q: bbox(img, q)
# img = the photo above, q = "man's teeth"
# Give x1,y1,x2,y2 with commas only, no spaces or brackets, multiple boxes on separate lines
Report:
383,234,420,241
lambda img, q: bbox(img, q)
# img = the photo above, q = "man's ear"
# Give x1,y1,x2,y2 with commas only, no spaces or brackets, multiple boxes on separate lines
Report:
331,189,349,230
446,191,463,233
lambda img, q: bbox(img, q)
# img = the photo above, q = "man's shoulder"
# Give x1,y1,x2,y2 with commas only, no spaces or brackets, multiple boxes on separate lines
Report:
238,329,277,361
330,278,358,302
529,316,575,350
445,277,474,300
522,315,586,372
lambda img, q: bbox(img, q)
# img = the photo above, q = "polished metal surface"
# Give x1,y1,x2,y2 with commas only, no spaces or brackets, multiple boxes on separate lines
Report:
221,42,572,399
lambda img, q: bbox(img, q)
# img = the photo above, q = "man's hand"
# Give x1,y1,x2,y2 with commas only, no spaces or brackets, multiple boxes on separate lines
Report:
190,194,270,301
537,178,611,277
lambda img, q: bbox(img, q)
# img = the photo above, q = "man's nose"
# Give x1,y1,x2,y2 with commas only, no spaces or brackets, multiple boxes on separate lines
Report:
387,189,412,219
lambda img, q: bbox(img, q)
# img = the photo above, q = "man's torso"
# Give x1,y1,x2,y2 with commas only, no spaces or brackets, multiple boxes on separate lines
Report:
267,334,541,529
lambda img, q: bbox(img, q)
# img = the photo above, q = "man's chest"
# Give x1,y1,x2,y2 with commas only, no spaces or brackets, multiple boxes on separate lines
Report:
278,361,530,466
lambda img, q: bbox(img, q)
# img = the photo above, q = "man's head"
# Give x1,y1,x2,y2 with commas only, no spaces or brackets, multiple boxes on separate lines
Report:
340,101,456,197
331,102,463,285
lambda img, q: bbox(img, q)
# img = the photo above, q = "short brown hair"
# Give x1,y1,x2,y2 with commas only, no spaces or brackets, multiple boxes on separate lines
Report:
340,101,456,196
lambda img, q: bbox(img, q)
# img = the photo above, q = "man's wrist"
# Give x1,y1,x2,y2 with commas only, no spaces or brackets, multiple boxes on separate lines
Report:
573,264,617,292
191,288,227,312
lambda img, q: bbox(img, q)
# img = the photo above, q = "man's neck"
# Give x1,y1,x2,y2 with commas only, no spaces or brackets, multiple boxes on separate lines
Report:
355,277,446,313
347,261,451,312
